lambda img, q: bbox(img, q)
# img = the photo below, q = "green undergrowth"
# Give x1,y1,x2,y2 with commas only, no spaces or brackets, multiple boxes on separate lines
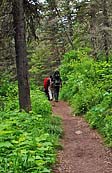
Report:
0,81,62,173
60,49,112,147
85,94,112,147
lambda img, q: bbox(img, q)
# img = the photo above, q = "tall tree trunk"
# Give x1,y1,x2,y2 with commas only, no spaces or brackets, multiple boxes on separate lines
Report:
47,0,61,68
66,0,73,37
89,3,98,60
102,0,109,62
13,0,31,112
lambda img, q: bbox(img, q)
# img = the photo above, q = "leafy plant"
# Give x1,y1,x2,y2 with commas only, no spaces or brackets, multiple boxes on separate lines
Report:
60,49,112,146
0,84,62,172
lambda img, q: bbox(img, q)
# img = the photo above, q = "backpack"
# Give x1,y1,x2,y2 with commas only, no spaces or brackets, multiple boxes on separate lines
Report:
53,70,60,78
53,71,61,87
53,78,61,86
44,77,49,90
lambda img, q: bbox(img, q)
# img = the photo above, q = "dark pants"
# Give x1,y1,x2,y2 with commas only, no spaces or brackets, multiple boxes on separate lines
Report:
44,89,50,100
54,86,60,101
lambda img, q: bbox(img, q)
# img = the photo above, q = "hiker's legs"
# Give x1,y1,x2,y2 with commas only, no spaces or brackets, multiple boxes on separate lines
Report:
44,89,50,100
54,87,59,101
51,88,54,100
48,86,53,100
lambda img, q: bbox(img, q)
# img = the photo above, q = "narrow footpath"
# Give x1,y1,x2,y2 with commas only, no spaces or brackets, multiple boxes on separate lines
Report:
52,101,112,173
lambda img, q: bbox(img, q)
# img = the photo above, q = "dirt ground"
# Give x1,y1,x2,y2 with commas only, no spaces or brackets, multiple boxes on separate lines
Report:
51,101,112,173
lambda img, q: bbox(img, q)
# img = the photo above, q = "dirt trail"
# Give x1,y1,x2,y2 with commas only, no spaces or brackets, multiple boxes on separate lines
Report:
52,101,112,173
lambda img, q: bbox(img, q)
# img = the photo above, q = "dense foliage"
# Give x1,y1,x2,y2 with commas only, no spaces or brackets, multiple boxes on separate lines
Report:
60,49,112,147
0,1,112,172
0,81,62,173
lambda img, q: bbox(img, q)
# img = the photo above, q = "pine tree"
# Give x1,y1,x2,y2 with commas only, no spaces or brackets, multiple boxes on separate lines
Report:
13,0,31,112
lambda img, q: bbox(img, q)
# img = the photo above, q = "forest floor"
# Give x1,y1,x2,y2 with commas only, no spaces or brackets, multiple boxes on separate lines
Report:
51,101,112,173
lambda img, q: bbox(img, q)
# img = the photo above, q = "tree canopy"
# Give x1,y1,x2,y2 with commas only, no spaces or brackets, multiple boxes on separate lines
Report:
0,0,112,110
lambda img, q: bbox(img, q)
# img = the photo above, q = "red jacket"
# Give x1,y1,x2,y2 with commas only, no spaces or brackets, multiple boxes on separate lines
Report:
43,77,50,90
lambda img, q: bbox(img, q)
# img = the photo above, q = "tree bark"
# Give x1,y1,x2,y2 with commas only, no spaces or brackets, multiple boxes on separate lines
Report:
102,0,109,62
13,0,31,112
66,0,73,37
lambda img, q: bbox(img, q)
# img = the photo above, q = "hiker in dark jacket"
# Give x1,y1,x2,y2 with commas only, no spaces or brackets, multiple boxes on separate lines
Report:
53,70,62,102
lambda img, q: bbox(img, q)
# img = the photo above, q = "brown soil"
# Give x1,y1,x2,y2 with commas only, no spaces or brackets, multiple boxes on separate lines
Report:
51,101,112,173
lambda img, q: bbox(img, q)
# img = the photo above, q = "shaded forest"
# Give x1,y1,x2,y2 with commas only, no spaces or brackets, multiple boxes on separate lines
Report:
0,0,112,172
1,0,112,81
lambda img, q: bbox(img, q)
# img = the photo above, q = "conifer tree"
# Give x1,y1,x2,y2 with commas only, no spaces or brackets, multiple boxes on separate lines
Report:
13,0,31,112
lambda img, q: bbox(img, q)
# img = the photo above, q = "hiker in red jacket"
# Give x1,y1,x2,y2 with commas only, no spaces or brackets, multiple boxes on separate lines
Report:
43,76,53,101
